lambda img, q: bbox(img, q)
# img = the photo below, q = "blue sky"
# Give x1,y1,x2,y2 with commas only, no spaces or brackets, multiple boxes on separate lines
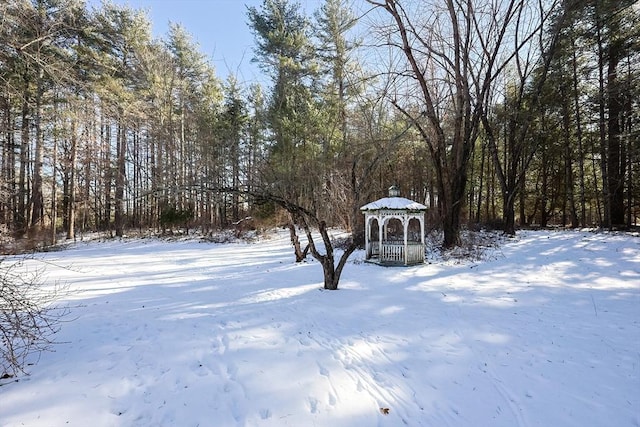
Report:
89,0,326,84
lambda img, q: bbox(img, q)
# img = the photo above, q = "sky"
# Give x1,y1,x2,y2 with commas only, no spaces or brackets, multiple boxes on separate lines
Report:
88,0,329,85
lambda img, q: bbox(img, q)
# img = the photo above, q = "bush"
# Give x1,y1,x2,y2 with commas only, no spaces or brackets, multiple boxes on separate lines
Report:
425,227,505,263
0,258,68,379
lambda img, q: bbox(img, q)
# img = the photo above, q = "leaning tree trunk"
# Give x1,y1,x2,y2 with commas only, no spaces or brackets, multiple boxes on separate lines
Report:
287,214,309,263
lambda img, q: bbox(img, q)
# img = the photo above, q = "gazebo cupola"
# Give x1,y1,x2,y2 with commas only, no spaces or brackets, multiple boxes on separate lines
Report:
360,185,427,266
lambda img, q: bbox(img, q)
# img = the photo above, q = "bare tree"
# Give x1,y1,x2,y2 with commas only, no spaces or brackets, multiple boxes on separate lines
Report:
0,258,68,377
367,0,564,244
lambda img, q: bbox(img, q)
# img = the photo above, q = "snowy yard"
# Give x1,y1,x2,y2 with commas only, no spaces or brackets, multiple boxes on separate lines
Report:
1,230,639,427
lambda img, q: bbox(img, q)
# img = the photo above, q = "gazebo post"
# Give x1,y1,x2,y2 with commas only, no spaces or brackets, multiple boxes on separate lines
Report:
403,213,408,265
378,218,383,259
364,215,370,259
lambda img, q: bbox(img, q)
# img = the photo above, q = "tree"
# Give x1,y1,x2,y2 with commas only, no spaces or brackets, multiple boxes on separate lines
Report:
535,0,639,228
482,0,569,235
0,0,84,237
246,0,370,288
366,0,503,245
594,0,638,228
219,76,248,223
94,4,151,236
313,0,358,151
369,0,577,239
248,0,319,261
312,0,366,232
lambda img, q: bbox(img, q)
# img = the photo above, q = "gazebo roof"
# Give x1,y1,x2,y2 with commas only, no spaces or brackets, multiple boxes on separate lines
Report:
360,196,427,212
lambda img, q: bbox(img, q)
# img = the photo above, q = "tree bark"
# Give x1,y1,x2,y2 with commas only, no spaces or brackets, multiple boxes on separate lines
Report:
561,85,578,227
606,43,625,227
288,217,308,263
51,101,58,245
596,12,611,228
571,37,587,227
102,116,112,231
30,74,44,233
17,88,30,236
115,120,126,237
301,219,356,290
66,117,77,240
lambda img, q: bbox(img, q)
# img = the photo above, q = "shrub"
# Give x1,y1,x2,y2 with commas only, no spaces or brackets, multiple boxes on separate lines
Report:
0,258,68,379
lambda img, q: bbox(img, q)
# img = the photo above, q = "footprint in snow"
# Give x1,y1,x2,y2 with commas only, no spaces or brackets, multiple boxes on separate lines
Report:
328,393,337,406
226,363,238,380
298,333,311,346
318,363,329,377
260,408,272,419
308,397,319,414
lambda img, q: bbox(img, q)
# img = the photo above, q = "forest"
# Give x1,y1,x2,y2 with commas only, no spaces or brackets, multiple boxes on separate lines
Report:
0,0,638,253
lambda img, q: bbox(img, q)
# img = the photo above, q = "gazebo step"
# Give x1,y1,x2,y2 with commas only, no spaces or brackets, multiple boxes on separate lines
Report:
365,258,424,267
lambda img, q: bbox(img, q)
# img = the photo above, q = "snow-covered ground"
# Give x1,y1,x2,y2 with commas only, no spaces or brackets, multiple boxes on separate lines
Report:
1,230,639,427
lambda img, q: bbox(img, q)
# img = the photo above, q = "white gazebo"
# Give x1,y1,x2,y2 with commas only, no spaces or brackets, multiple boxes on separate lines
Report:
360,185,427,266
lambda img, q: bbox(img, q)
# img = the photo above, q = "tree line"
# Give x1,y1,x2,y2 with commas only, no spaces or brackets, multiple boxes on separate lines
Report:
1,0,638,253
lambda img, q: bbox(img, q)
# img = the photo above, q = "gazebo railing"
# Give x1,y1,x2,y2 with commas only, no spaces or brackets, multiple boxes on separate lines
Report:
405,243,424,264
368,241,424,265
381,243,405,263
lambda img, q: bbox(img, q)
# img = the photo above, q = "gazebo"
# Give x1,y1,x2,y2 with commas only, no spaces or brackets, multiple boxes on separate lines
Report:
360,185,427,266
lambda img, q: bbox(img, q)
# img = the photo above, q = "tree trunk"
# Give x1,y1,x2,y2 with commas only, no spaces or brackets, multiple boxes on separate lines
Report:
519,164,526,227
30,76,44,233
301,219,356,290
540,143,549,228
288,217,308,263
624,57,634,227
561,86,578,228
606,44,624,227
571,38,587,227
442,168,467,247
596,15,611,228
475,141,486,223
503,192,516,236
102,118,112,231
66,117,77,240
115,120,126,237
3,97,16,228
51,96,61,244
51,119,57,245
17,90,30,235
590,134,603,225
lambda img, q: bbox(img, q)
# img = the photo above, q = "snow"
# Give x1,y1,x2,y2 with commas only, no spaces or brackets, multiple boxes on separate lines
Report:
1,229,639,427
360,197,427,211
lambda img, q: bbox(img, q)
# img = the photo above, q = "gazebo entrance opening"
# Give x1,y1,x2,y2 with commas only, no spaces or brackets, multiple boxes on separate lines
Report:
385,218,403,241
361,186,427,266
